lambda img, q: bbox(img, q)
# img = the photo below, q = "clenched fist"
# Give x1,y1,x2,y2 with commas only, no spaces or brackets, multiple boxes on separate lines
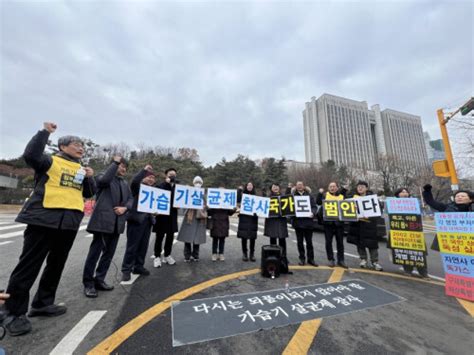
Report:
43,122,57,133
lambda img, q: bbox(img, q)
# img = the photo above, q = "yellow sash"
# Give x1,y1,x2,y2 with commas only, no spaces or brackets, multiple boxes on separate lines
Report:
43,155,84,211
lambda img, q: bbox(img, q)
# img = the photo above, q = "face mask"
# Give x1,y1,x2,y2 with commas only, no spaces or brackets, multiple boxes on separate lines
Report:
194,183,202,188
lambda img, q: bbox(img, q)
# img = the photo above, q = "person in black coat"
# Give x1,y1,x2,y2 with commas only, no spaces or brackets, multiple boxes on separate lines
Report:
422,184,473,212
237,182,259,262
121,165,157,281
264,183,289,257
316,182,348,268
347,181,383,271
83,156,132,297
208,207,235,261
292,181,319,266
3,122,96,336
152,168,179,267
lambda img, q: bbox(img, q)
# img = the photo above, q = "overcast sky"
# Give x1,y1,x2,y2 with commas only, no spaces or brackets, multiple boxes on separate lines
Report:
1,0,472,168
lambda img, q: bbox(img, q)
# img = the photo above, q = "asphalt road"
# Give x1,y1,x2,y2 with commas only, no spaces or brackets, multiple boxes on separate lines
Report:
0,213,472,355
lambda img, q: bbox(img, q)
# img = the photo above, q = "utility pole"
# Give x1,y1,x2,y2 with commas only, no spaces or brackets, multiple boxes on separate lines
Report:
432,97,474,192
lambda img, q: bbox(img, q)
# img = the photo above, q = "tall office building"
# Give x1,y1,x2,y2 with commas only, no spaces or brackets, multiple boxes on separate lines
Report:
424,132,445,163
303,94,428,169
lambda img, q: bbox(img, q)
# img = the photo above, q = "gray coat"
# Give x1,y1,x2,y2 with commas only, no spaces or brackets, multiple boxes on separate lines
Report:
87,163,132,235
177,209,207,244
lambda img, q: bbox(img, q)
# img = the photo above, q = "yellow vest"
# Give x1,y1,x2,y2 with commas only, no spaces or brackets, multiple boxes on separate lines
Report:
325,192,344,201
43,155,84,211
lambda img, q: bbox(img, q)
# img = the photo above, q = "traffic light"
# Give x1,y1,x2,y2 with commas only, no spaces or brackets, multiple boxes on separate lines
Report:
460,97,474,115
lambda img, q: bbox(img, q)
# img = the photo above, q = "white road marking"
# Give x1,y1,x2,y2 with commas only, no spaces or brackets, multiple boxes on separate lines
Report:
49,310,107,355
85,234,93,238
0,230,24,239
0,241,14,246
398,267,445,282
120,273,140,285
0,224,24,231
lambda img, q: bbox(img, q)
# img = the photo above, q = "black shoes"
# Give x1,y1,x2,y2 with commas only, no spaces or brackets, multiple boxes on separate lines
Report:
84,287,98,298
298,258,305,266
328,260,336,267
28,304,67,317
3,315,32,336
308,260,319,267
132,268,150,276
122,272,131,282
337,261,348,269
242,253,249,262
249,253,256,262
94,280,114,291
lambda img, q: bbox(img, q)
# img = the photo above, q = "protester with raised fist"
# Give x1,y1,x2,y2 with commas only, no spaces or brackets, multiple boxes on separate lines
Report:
83,156,132,298
3,122,96,336
422,184,473,212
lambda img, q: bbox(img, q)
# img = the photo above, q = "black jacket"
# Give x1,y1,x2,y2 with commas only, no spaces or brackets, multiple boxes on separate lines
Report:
423,190,473,212
347,191,379,249
208,208,235,238
237,191,259,239
153,181,179,234
264,193,289,239
87,162,132,234
127,169,155,225
292,189,318,230
15,130,96,231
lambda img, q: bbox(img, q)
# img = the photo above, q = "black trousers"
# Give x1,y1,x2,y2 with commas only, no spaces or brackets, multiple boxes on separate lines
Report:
270,237,287,257
212,237,226,254
122,220,152,273
154,230,174,257
83,232,120,287
184,243,200,259
295,228,314,261
5,225,77,316
324,224,345,262
241,238,256,255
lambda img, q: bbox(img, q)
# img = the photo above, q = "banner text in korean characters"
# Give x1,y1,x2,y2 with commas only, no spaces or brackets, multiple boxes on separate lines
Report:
385,197,421,215
279,195,295,217
444,274,474,301
388,214,423,232
441,254,474,278
354,195,382,218
435,212,474,234
339,200,358,222
268,196,281,218
322,200,339,221
437,233,474,256
253,196,270,218
207,188,237,210
240,194,256,216
392,248,426,268
137,184,171,215
389,230,426,251
173,184,205,209
294,195,313,218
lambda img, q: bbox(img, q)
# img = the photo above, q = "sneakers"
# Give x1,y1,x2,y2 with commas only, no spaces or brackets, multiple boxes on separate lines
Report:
249,253,256,262
373,262,383,271
219,254,225,261
153,257,162,268
184,258,191,263
4,315,32,336
28,304,67,317
192,256,200,262
163,256,176,265
212,254,218,262
359,259,368,268
121,272,131,282
328,260,336,267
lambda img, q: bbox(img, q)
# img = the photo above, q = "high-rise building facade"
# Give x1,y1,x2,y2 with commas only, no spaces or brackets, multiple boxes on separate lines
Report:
303,94,428,169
